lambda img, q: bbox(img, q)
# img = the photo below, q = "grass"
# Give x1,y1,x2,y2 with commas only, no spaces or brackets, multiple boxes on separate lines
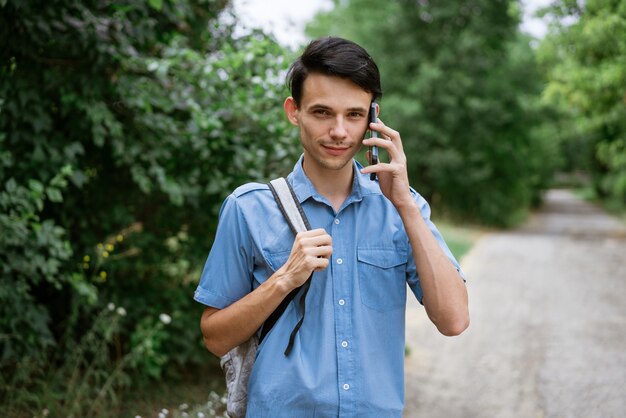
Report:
572,186,626,223
435,220,486,262
1,305,227,418
118,363,226,418
572,186,596,202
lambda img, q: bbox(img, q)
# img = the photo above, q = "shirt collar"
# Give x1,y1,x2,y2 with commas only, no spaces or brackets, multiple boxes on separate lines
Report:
287,155,380,206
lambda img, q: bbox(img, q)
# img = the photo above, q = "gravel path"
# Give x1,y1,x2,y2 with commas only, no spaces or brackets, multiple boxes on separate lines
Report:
403,189,626,418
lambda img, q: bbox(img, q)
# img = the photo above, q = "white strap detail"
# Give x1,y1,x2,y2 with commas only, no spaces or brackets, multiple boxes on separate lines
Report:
269,178,308,234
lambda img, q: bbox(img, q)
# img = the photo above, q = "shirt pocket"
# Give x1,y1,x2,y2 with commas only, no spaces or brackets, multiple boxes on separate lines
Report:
357,247,407,312
266,250,291,273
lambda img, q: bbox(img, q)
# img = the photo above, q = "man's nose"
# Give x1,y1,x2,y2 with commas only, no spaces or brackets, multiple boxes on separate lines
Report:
329,117,348,139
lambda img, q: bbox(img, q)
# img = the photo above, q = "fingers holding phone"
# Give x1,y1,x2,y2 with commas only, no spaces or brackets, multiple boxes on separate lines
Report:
361,116,413,206
364,118,405,167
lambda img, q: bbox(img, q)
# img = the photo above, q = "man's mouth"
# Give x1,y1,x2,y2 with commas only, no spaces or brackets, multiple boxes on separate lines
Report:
322,145,349,156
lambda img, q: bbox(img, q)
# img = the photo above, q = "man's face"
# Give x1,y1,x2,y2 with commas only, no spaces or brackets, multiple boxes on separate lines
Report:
284,73,372,176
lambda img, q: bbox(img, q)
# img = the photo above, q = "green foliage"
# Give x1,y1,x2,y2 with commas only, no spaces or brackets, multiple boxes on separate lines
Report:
1,303,171,417
0,166,79,362
0,0,299,411
308,0,559,226
538,0,626,205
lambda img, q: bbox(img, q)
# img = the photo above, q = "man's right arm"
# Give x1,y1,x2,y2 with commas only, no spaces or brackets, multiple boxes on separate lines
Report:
200,229,332,357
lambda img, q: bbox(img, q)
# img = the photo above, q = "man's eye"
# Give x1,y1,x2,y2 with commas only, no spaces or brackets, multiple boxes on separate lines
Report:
348,112,364,118
314,109,330,116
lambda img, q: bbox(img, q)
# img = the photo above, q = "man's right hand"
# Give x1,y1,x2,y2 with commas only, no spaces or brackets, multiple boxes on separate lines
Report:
277,228,332,291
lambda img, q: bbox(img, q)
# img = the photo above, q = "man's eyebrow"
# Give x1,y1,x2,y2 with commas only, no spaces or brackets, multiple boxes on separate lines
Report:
307,103,332,111
307,104,368,113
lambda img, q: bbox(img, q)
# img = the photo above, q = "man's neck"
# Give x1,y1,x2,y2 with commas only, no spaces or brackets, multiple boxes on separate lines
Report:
302,159,354,212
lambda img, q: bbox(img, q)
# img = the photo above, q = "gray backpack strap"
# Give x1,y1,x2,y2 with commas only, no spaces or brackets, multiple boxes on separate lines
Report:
266,177,312,356
268,177,310,234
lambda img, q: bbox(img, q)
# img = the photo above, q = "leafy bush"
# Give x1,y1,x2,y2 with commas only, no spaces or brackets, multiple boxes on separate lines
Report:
0,0,299,412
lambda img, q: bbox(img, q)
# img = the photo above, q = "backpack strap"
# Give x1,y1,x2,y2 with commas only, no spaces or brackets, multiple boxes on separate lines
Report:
268,177,310,234
260,177,313,356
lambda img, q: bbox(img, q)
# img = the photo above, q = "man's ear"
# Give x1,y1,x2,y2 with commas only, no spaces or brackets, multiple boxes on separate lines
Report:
284,97,299,127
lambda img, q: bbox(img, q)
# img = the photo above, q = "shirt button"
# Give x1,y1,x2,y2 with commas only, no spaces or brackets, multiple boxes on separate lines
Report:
341,341,348,348
334,219,340,225
338,299,345,306
336,258,343,265
343,384,350,391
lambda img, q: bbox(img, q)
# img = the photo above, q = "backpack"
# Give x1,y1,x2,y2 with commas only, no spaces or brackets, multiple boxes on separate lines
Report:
220,177,313,418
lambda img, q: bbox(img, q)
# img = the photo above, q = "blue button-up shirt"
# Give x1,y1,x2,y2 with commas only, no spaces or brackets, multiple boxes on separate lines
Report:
194,156,465,417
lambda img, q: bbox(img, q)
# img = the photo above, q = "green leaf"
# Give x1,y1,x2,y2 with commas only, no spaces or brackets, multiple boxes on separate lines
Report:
148,0,163,11
69,273,98,305
28,179,44,194
46,187,63,203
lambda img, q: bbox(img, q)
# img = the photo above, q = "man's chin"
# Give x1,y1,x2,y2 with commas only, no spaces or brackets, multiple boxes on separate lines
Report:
319,156,354,171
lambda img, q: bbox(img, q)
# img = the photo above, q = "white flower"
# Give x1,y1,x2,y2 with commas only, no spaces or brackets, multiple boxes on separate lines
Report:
107,302,115,311
134,416,142,418
217,68,228,81
197,413,205,418
159,313,172,324
116,307,127,316
158,414,165,418
179,403,189,410
181,413,189,418
42,409,49,417
160,408,169,415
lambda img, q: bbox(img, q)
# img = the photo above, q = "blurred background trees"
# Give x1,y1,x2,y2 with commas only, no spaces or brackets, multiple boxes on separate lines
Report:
307,0,560,226
1,0,624,415
537,0,626,208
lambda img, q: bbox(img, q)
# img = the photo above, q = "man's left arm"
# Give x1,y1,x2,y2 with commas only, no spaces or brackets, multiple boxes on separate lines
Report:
361,120,469,336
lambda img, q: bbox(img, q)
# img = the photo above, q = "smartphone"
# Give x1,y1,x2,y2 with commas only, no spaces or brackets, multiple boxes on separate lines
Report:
369,101,378,181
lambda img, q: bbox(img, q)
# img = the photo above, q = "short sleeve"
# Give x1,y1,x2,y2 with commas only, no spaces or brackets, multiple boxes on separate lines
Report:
194,194,256,309
406,188,466,304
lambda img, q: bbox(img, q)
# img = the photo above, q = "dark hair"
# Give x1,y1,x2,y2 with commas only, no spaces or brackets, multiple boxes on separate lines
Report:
287,37,382,106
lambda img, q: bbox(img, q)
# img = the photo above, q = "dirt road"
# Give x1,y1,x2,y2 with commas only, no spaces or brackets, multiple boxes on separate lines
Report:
403,189,626,418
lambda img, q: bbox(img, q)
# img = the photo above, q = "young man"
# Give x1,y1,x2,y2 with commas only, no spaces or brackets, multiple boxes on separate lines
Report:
194,37,469,417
